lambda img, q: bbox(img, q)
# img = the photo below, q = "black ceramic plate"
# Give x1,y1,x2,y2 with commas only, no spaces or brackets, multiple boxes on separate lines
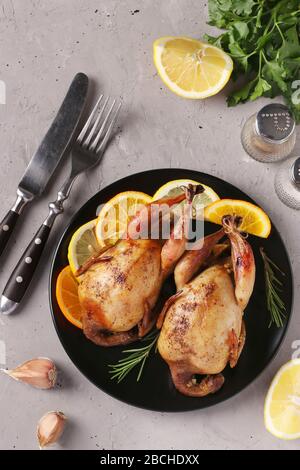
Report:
49,169,293,412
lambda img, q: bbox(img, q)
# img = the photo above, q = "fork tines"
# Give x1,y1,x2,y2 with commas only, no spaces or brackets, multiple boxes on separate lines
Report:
77,95,121,153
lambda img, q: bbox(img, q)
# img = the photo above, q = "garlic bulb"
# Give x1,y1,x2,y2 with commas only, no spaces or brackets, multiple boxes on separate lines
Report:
1,357,56,389
37,411,66,449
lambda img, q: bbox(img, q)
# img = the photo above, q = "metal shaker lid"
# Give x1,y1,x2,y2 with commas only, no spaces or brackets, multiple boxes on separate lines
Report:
291,157,300,186
256,103,295,143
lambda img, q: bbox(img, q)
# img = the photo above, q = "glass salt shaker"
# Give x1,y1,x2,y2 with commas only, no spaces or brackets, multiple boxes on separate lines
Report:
275,156,300,210
241,103,296,163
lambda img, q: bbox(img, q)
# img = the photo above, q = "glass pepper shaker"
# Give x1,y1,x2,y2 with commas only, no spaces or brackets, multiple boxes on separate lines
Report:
241,103,296,163
275,156,300,210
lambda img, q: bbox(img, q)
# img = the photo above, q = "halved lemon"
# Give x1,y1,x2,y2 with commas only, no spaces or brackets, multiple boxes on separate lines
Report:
204,199,271,238
56,266,82,329
153,179,219,206
96,191,152,246
67,219,100,276
264,359,300,440
153,36,233,99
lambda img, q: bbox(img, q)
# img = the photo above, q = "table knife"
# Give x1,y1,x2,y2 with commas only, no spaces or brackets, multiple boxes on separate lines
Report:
0,72,89,259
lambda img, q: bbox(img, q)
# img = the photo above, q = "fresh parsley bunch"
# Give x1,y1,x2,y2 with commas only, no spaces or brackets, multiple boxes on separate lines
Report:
205,0,300,121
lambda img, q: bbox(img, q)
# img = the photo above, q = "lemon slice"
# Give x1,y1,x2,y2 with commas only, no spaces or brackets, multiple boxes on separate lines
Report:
153,179,220,218
153,179,219,205
67,219,100,276
153,36,233,99
204,199,271,238
265,359,300,440
96,191,152,246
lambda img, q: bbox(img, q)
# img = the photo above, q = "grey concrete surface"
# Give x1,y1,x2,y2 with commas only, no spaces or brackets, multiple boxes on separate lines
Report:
0,0,299,450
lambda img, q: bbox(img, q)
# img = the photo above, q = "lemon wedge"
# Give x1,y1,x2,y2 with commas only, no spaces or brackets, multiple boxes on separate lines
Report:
265,359,300,440
153,36,233,99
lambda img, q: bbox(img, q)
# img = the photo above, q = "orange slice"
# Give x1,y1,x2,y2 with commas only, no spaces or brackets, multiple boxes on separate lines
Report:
56,266,82,329
204,199,271,238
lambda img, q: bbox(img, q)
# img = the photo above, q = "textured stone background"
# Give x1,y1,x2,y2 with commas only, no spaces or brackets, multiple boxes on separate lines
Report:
0,0,299,450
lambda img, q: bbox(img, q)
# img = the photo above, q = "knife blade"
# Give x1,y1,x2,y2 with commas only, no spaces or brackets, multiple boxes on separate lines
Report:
0,72,89,258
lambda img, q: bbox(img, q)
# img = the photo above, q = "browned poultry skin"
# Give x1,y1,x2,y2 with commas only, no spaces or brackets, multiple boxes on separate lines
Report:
79,239,162,345
157,217,255,398
158,264,243,376
78,184,203,347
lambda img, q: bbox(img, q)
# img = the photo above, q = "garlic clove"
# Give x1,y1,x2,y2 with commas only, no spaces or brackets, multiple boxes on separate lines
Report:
0,357,57,389
37,411,66,449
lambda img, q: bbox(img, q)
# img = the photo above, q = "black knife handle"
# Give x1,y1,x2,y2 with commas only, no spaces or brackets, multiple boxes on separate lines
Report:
0,210,20,257
0,193,30,260
3,223,51,304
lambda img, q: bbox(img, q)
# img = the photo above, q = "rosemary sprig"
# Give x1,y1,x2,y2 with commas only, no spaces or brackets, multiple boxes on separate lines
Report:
260,247,286,328
108,330,159,383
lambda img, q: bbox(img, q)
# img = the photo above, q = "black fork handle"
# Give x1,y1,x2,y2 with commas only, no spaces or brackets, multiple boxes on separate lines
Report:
0,178,74,314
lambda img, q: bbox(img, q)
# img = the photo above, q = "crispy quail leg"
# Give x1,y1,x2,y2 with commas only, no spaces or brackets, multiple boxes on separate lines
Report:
170,364,225,397
223,215,256,310
82,314,139,346
138,300,157,337
161,185,205,280
229,320,246,368
174,229,225,289
156,290,183,330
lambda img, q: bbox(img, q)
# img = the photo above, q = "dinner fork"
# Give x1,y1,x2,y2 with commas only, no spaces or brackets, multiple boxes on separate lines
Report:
0,96,121,314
